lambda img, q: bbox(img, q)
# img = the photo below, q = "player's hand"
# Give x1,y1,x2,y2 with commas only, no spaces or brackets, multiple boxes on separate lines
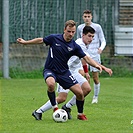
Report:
95,65,102,73
104,68,113,76
85,73,90,82
98,48,102,54
17,38,26,44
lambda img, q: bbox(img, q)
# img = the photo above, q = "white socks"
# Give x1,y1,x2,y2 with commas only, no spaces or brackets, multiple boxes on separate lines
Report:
94,83,100,98
36,100,58,113
36,95,76,114
66,95,76,108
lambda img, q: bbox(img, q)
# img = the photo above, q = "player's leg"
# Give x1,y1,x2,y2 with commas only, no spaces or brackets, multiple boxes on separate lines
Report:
56,84,72,119
62,93,76,119
81,81,91,96
69,84,87,120
65,81,91,108
62,72,91,119
91,71,100,104
63,81,91,119
78,69,85,76
32,76,56,120
56,83,69,103
36,92,68,112
33,92,68,113
45,76,58,111
90,56,101,104
58,71,87,120
32,84,69,120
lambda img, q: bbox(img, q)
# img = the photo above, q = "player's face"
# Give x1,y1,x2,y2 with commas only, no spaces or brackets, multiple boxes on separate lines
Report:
82,32,94,45
82,13,92,25
63,26,76,42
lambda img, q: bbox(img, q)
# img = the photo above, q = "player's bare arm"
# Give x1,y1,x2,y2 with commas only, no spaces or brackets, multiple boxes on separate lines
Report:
81,59,90,81
98,48,102,54
100,65,113,76
83,55,102,73
83,56,112,76
17,38,43,45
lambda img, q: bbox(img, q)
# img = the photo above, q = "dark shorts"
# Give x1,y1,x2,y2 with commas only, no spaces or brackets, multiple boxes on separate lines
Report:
43,69,78,89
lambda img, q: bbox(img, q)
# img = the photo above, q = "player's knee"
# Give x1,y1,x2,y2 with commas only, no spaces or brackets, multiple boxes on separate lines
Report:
47,82,55,92
60,97,67,103
57,96,67,104
82,83,91,96
75,91,84,101
94,79,99,84
87,87,91,94
46,77,56,91
56,92,68,104
93,77,99,84
92,73,99,84
83,88,91,97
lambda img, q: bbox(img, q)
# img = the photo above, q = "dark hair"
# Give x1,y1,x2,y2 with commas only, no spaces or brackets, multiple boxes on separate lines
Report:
83,10,92,14
83,26,95,35
64,20,76,29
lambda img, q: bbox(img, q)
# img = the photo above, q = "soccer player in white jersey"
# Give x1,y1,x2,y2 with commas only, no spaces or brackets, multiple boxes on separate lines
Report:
77,10,106,104
31,26,112,120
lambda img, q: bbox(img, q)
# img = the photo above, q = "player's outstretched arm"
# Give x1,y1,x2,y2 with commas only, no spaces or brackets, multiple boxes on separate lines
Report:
17,38,43,45
100,65,113,76
83,56,113,76
83,55,102,73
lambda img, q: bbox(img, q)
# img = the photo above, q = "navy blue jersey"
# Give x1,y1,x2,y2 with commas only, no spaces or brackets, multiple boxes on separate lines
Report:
43,34,86,74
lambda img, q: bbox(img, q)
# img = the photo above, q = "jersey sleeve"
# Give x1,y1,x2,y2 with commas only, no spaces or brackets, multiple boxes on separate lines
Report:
74,43,86,58
77,26,81,39
68,56,79,67
98,25,106,50
43,34,54,46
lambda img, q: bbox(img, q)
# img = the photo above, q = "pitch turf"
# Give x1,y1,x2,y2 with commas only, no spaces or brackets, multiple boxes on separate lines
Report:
0,78,132,133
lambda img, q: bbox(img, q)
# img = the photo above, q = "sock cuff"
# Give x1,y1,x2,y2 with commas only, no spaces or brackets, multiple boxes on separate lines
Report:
94,83,100,87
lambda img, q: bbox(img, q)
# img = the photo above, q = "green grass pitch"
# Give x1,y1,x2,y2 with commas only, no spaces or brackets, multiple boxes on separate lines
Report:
0,78,132,133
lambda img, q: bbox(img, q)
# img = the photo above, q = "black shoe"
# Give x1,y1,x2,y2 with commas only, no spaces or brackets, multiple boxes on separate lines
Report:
62,104,72,119
32,110,42,120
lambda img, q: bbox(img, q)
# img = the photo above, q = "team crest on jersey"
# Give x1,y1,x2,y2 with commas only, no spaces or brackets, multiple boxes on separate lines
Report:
67,47,73,51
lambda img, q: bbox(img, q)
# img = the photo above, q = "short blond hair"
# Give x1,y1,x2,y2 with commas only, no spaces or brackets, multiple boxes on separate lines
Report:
64,20,76,29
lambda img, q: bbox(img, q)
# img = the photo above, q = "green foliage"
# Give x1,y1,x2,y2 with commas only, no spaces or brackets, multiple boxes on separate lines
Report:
101,55,133,78
0,71,2,77
8,66,132,79
9,67,43,79
99,66,133,78
110,66,132,77
1,78,132,133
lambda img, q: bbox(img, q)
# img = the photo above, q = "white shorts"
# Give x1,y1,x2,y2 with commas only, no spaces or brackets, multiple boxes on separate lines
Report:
56,71,87,93
90,56,101,72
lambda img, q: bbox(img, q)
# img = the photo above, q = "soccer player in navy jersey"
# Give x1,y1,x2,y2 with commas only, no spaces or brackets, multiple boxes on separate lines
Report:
29,26,112,120
17,20,102,120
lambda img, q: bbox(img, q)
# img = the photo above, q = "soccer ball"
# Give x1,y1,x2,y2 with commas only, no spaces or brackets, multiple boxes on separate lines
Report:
53,109,68,122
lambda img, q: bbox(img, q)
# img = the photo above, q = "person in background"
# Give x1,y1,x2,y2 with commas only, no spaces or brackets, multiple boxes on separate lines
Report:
77,10,106,104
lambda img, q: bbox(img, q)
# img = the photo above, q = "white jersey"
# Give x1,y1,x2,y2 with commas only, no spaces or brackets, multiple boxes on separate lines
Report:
77,22,106,58
68,38,90,73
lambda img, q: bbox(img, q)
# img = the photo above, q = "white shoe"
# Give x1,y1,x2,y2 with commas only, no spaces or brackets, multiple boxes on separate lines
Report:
91,97,98,104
